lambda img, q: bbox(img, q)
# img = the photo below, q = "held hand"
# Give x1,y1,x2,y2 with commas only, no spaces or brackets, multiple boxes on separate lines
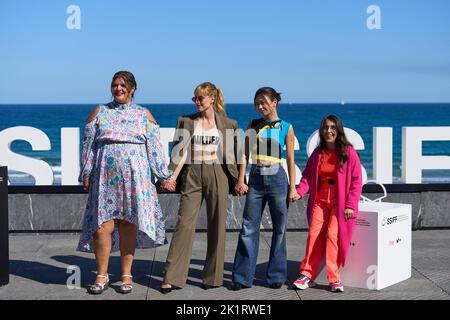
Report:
289,189,301,202
161,178,176,192
240,183,249,195
234,181,244,195
234,181,248,196
167,179,177,192
344,208,354,221
83,178,89,191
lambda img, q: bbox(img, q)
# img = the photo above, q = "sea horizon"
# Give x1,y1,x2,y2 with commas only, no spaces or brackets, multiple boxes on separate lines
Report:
2,102,450,106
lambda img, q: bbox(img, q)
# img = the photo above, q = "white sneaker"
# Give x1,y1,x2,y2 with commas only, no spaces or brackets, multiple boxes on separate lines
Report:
330,281,344,293
293,275,316,290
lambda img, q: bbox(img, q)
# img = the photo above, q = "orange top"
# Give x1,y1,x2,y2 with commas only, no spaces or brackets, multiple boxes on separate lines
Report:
319,149,338,183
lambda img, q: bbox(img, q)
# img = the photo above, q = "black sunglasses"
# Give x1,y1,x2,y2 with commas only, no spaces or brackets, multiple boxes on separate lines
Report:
192,96,206,103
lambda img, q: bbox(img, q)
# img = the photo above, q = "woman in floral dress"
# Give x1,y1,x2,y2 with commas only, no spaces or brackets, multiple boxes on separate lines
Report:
78,71,175,294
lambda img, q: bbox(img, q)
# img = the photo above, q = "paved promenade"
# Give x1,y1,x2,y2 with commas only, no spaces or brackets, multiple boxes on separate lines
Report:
1,230,449,300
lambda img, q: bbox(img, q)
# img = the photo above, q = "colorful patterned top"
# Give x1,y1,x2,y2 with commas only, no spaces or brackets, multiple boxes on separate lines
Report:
77,101,173,253
250,118,292,163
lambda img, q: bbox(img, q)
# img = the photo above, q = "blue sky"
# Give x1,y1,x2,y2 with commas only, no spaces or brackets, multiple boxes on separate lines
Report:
1,0,450,103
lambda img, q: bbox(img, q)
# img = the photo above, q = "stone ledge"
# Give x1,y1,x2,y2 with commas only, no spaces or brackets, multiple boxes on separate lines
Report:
7,191,450,231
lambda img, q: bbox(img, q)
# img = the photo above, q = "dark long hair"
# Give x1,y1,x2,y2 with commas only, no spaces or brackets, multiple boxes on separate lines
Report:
318,115,352,165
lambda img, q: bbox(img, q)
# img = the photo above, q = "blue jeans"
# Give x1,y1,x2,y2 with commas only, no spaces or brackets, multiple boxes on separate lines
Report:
232,164,289,287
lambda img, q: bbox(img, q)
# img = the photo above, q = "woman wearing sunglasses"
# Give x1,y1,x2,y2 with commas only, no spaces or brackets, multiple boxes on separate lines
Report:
293,115,362,293
160,82,240,293
230,87,299,291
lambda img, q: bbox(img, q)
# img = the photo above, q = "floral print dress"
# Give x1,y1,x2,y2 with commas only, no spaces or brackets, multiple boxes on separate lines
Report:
77,102,172,252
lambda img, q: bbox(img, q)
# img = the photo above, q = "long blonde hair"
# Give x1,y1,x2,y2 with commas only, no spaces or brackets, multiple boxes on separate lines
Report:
194,82,226,115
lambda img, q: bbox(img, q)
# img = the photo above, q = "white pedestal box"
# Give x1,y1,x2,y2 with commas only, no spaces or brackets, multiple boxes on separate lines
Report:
315,201,412,290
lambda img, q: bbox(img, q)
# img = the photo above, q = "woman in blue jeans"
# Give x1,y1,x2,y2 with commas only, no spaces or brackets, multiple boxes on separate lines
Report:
231,87,299,290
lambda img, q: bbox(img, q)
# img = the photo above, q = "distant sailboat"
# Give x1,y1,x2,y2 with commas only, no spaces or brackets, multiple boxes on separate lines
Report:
341,100,345,106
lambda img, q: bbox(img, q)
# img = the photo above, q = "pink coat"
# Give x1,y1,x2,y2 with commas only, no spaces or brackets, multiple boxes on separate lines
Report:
296,146,362,267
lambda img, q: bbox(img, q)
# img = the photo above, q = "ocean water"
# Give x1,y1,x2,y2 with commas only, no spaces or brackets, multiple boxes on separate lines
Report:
1,103,450,185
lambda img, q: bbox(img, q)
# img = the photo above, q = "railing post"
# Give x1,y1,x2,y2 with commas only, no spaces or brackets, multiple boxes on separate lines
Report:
0,166,9,286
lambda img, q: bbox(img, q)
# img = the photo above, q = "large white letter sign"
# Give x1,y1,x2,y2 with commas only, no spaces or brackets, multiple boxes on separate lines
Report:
61,128,80,185
160,128,175,164
0,126,54,185
373,127,392,184
282,136,301,184
402,127,450,183
306,128,368,184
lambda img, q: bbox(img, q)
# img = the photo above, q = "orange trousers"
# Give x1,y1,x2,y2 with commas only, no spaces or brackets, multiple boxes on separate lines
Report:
299,183,340,283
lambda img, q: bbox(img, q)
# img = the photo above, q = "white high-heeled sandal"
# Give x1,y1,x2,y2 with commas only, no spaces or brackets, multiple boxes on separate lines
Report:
89,274,109,294
118,274,133,294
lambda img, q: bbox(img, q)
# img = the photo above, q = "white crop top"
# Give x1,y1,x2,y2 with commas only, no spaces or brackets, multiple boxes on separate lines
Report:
192,120,220,160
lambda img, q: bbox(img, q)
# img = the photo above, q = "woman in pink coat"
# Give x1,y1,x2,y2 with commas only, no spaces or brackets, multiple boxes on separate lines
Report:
293,115,362,292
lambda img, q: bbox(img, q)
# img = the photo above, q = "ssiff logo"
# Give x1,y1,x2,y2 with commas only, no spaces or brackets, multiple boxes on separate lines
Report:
382,216,398,226
387,216,398,225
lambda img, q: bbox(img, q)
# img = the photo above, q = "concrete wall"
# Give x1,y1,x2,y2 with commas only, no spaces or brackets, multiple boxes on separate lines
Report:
7,191,450,231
